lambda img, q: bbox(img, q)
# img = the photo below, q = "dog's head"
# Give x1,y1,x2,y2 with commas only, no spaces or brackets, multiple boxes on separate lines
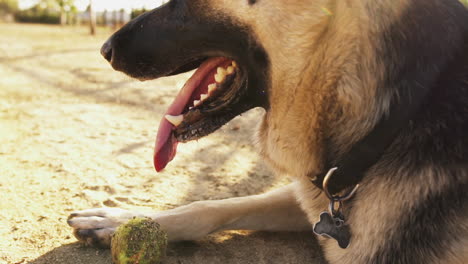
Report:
101,0,466,175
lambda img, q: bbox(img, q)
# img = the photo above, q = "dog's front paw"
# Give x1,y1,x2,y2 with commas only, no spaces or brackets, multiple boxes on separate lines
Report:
67,208,142,248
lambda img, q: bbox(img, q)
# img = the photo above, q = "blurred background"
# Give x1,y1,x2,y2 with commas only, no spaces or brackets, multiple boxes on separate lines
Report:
1,0,167,31
0,1,320,264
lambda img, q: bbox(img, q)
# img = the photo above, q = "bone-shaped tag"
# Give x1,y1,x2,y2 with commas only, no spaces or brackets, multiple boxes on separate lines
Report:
313,212,351,249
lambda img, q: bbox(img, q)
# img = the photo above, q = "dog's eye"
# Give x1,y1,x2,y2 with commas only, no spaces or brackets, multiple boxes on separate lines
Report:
248,0,258,5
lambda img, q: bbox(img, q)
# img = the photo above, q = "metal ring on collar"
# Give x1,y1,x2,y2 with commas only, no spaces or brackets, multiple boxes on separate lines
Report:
323,167,360,202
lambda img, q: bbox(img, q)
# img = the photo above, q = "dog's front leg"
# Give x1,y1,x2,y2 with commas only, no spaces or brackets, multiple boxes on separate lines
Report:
67,182,311,248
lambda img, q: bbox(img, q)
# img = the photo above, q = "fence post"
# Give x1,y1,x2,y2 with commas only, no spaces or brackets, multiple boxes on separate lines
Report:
89,0,96,35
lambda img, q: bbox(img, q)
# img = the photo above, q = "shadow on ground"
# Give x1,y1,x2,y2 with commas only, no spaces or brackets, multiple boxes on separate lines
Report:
31,231,325,264
28,243,111,264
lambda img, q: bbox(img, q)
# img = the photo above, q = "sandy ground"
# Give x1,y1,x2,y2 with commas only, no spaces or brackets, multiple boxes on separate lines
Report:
0,23,323,264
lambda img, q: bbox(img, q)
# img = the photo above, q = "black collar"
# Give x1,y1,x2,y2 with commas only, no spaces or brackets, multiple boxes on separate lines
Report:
311,85,431,196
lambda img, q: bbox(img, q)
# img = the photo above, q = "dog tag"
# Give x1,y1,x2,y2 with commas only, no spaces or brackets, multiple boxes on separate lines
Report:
313,211,351,249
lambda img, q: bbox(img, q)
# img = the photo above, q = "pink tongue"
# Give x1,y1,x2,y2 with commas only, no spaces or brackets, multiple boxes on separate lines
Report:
154,57,229,172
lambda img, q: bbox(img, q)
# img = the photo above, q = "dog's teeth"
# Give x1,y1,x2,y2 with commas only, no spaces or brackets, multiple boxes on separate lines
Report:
217,67,227,75
200,94,208,101
194,100,201,106
208,83,217,93
215,67,227,83
215,72,226,83
165,115,184,126
227,66,235,74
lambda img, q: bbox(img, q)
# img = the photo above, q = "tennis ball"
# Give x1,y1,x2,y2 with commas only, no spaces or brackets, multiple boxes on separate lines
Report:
111,217,168,264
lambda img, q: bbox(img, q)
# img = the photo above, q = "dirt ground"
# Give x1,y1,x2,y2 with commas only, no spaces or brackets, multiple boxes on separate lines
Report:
0,23,323,264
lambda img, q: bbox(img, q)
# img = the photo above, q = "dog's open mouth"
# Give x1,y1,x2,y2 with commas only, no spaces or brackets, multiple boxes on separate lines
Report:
155,57,252,171
100,3,270,172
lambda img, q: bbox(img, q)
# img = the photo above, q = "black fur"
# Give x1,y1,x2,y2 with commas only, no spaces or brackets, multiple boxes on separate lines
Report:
367,0,468,262
371,180,468,263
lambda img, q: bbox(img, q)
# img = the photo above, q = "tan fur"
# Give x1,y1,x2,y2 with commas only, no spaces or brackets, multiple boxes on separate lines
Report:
207,0,400,176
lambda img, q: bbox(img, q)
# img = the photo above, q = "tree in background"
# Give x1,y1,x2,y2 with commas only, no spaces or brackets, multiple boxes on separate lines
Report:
15,0,77,24
57,0,76,25
460,0,468,6
89,0,95,35
0,0,18,14
131,8,147,19
16,0,60,24
0,0,17,21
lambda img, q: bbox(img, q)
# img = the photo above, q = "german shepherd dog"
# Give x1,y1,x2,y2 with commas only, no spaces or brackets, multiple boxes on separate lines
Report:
67,0,468,263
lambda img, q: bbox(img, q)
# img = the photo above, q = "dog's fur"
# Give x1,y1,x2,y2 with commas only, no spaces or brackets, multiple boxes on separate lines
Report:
68,0,468,263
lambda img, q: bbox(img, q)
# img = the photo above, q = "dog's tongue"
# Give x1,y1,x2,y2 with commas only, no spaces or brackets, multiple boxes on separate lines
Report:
154,57,228,172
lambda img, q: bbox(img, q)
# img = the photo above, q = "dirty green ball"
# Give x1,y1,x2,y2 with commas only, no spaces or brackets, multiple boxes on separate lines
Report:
111,217,168,264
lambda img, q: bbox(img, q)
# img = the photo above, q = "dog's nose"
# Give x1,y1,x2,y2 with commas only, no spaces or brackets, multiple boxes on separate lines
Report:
100,40,113,62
